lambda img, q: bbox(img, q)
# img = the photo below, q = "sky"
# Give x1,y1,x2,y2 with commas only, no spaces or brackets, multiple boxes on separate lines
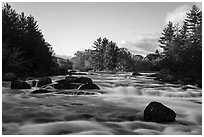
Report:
4,2,202,57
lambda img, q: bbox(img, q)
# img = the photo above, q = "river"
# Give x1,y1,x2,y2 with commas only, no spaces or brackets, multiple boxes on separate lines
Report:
2,72,202,135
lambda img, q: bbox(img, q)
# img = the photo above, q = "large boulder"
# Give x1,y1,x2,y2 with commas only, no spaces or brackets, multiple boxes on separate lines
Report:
65,76,93,84
11,80,31,89
78,83,100,90
144,101,176,123
37,77,52,87
54,80,81,89
3,73,18,81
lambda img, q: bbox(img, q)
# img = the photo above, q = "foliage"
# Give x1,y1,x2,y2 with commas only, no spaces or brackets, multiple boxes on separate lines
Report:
158,5,202,83
2,3,56,76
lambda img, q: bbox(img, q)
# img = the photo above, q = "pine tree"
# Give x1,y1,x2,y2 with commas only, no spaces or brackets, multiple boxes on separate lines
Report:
104,41,118,70
159,21,175,53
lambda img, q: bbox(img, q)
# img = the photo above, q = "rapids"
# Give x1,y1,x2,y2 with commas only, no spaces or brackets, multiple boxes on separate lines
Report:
2,72,202,135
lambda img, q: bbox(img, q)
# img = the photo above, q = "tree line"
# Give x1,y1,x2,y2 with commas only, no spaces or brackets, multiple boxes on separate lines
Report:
2,3,61,77
158,5,202,84
71,5,202,85
71,37,161,72
2,3,202,86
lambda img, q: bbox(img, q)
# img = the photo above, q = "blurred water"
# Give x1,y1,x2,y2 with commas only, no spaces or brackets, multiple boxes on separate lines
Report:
2,72,202,135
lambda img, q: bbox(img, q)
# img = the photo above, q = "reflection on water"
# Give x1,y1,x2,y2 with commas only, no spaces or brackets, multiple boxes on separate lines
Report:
2,72,202,135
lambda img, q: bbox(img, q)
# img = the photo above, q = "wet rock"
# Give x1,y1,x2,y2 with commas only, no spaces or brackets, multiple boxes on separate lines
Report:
132,72,142,76
195,80,202,88
37,77,52,87
3,73,18,81
181,85,198,90
31,89,54,94
32,80,38,87
11,80,31,89
65,76,93,84
147,73,157,77
78,83,100,90
144,101,176,123
155,69,176,83
68,70,87,75
54,81,81,89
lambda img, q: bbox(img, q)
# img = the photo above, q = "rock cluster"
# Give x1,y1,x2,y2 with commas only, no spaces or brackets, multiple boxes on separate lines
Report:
10,76,100,94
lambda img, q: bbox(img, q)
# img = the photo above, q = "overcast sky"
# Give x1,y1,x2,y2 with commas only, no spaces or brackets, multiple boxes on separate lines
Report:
6,2,201,57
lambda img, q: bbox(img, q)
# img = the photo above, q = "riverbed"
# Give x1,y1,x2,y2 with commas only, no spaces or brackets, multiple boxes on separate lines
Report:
2,72,202,135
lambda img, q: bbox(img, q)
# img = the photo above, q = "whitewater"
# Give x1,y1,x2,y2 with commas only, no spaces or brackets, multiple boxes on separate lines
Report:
2,72,202,135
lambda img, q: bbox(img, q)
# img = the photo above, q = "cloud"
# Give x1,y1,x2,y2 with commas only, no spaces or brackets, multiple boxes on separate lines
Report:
165,5,191,25
119,33,162,56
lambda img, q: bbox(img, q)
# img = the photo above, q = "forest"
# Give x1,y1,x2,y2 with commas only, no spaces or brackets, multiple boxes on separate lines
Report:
2,3,202,87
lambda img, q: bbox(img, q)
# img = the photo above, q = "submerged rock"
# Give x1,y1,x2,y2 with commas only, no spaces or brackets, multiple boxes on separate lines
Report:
144,101,176,123
78,83,100,90
37,77,52,87
11,80,31,89
3,73,18,81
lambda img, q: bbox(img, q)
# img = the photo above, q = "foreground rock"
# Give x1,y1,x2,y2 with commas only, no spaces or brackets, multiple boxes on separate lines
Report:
144,101,176,123
3,73,18,81
78,83,100,90
11,80,31,89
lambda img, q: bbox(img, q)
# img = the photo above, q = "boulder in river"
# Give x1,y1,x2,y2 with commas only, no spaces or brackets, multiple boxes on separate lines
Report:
54,80,81,89
78,83,100,90
144,101,176,123
3,73,18,81
132,72,142,76
65,76,93,84
11,80,31,89
37,77,52,87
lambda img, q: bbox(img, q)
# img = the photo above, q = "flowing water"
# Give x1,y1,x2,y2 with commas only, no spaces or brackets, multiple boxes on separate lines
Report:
2,72,202,135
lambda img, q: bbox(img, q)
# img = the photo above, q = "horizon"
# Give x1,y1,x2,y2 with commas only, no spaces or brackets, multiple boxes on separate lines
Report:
5,2,201,57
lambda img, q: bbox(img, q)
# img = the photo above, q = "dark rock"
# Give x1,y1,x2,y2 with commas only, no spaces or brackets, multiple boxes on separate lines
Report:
31,89,53,94
32,80,38,87
54,81,81,89
181,85,197,90
65,76,93,84
3,73,18,81
132,72,142,76
78,83,100,90
147,73,157,77
155,69,176,83
11,80,31,89
144,101,176,123
37,77,52,87
195,80,202,88
73,72,88,75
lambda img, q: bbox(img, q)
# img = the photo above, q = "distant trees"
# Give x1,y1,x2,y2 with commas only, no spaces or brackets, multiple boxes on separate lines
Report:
158,5,202,83
71,37,162,72
2,3,56,76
